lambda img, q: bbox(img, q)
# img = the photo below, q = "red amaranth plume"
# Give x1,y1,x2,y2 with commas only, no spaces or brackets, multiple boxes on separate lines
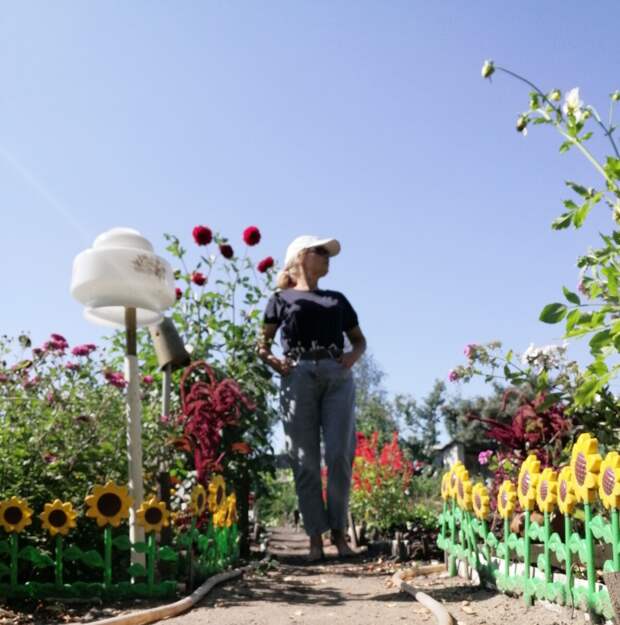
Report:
179,361,255,484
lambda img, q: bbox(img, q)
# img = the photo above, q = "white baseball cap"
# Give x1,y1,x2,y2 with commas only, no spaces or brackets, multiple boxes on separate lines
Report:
284,235,341,267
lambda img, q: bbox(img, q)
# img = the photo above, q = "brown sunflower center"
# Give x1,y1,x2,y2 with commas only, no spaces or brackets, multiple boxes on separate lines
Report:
48,509,68,528
216,486,224,505
560,480,568,501
196,493,204,510
145,507,163,526
97,493,122,518
520,471,530,496
451,473,457,488
475,494,481,510
603,467,616,497
4,506,23,525
501,491,508,508
457,480,464,499
540,480,548,501
575,452,587,486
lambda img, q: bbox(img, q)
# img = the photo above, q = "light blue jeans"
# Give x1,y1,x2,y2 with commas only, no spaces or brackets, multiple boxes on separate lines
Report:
280,358,356,536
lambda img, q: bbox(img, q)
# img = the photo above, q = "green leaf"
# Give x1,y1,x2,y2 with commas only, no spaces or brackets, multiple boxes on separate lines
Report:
566,180,589,196
559,140,572,153
539,303,567,324
552,213,572,230
81,549,105,569
128,563,147,577
605,157,620,180
589,329,612,354
573,200,592,227
18,546,54,568
0,541,9,556
158,546,178,562
0,561,9,578
112,535,132,551
132,541,149,554
562,286,581,305
63,545,84,561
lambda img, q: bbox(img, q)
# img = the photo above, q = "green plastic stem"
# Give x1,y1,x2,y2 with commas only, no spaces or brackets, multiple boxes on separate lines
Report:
524,509,532,606
147,532,155,589
584,503,596,604
104,526,112,588
481,519,491,573
188,517,196,590
612,508,620,571
449,499,456,576
9,533,17,590
564,514,573,603
504,517,510,577
543,511,551,584
55,534,63,588
465,512,479,568
440,501,447,543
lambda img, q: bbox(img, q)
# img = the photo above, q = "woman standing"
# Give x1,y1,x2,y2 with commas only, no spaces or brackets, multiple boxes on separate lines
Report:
258,235,366,561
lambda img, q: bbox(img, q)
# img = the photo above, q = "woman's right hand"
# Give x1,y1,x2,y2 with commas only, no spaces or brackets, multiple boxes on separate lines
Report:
277,358,295,376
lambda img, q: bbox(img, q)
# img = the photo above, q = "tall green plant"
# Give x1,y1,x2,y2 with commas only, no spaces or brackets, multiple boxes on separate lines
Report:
482,61,620,405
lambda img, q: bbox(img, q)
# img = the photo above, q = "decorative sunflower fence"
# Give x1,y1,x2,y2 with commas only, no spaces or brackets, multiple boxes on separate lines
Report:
0,475,239,600
436,433,620,619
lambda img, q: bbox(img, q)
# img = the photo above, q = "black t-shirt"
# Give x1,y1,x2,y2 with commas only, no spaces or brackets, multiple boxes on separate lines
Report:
263,288,359,356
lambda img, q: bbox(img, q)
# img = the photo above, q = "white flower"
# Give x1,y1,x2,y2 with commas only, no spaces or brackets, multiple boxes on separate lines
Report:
563,87,584,122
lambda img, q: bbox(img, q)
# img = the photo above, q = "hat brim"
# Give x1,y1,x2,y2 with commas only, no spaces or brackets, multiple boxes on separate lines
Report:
310,238,340,257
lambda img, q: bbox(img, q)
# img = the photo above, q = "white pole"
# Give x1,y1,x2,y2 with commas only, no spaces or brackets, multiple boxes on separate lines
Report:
125,308,145,564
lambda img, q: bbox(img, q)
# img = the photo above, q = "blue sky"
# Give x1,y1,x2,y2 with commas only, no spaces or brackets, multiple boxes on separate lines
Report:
2,1,619,408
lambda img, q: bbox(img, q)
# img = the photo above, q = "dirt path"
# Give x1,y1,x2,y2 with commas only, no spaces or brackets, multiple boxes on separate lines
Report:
160,528,583,625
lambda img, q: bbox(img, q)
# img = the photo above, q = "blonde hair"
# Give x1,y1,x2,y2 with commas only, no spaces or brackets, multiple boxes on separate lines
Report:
275,251,305,290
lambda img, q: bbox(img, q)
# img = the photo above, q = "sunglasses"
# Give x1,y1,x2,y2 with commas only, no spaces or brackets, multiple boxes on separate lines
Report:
308,246,329,257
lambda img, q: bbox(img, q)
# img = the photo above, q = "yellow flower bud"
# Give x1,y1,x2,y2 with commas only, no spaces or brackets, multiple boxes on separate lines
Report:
611,91,620,102
549,89,561,102
516,114,528,134
481,60,495,79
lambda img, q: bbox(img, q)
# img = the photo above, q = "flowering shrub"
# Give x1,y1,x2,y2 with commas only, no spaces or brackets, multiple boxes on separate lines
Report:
349,432,416,532
482,62,620,405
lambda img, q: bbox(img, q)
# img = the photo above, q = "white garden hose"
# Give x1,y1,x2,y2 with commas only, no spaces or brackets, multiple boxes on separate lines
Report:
392,565,455,625
74,564,253,625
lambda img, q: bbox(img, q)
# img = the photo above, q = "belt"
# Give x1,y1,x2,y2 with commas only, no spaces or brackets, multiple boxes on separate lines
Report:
296,348,340,361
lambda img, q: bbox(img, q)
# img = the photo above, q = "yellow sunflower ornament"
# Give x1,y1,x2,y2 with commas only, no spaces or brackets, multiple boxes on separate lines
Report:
472,483,491,520
208,475,227,513
599,451,620,510
536,468,558,514
497,480,517,519
0,497,33,533
518,454,541,511
136,497,170,533
85,482,132,527
39,500,77,536
557,467,577,516
191,484,207,517
224,493,237,528
449,461,465,498
441,472,452,501
570,433,601,504
455,468,473,512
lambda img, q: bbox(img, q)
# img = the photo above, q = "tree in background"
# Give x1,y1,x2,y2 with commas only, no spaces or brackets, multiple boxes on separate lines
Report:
352,352,398,442
395,380,445,461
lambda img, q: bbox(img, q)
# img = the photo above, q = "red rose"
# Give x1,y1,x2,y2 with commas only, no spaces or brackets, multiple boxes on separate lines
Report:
175,287,183,300
192,272,207,286
257,256,274,273
219,244,234,259
192,225,213,246
242,226,261,246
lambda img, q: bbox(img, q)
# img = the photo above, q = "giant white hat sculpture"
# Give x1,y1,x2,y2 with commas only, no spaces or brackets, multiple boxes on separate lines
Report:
71,227,176,561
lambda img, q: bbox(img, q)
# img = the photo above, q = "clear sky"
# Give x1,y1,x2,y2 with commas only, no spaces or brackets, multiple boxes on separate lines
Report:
2,1,619,406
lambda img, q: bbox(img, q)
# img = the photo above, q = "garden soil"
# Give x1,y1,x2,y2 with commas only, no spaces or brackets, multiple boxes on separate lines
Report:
0,528,599,624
